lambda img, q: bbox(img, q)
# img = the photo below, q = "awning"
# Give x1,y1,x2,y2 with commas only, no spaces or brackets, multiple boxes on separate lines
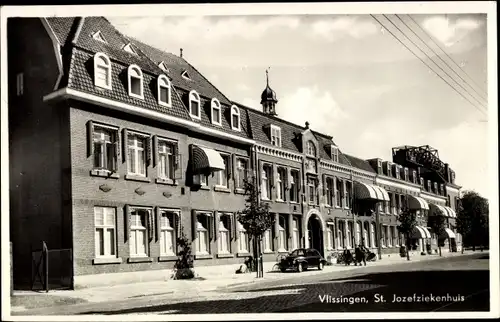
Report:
440,228,456,239
421,226,432,239
191,145,225,173
444,206,456,218
407,195,430,210
429,203,449,217
410,226,426,239
354,182,390,201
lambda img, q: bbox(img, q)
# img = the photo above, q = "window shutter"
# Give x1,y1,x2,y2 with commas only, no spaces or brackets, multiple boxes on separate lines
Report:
175,212,181,238
146,136,152,166
148,209,154,241
191,210,197,241
124,205,130,242
333,177,338,205
208,214,214,241
174,154,183,180
232,154,238,185
155,207,160,241
226,155,232,179
153,136,158,167
214,212,219,241
87,121,94,157
287,214,293,243
122,129,128,163
286,168,292,190
322,174,326,197
229,214,234,240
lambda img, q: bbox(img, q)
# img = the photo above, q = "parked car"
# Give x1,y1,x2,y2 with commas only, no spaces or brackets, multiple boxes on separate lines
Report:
278,248,327,273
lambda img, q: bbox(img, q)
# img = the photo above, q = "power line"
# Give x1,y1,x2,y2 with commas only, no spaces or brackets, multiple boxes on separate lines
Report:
406,14,488,101
383,14,488,113
370,14,487,117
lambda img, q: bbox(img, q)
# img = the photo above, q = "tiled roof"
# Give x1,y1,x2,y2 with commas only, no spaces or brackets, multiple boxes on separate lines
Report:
68,48,191,121
312,132,351,166
344,154,376,173
45,17,77,46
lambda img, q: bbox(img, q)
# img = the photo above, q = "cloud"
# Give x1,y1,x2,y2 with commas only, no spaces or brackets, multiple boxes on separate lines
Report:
422,16,482,47
310,16,378,41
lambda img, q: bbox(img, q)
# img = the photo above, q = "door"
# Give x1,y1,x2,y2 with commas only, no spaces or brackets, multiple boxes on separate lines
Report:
307,215,324,257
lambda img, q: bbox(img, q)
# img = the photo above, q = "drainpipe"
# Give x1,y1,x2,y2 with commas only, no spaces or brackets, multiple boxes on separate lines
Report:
376,206,382,260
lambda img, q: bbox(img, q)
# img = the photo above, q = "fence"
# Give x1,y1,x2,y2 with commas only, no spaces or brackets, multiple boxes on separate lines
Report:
31,241,73,291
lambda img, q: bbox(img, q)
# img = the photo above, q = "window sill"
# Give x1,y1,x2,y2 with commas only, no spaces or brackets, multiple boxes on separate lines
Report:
156,178,177,186
90,170,120,179
263,250,274,254
195,254,213,260
127,257,154,263
289,201,300,205
324,205,332,208
216,253,234,258
93,257,123,265
261,197,271,201
275,199,287,204
236,252,251,258
214,186,231,193
335,206,342,209
278,251,289,255
125,174,151,183
234,188,246,195
158,255,178,262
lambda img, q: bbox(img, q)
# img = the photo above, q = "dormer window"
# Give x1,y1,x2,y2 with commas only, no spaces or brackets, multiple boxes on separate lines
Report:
211,98,222,126
404,167,409,181
92,31,107,43
181,70,191,81
93,52,112,90
412,170,417,184
387,162,392,177
123,43,138,55
270,125,281,147
157,75,171,107
230,105,241,131
127,65,143,99
330,145,339,163
377,159,383,174
420,177,424,187
188,90,201,119
306,141,316,157
159,61,169,73
394,165,400,179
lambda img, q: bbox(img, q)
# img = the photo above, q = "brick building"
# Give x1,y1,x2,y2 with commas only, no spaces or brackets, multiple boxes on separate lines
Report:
8,17,462,288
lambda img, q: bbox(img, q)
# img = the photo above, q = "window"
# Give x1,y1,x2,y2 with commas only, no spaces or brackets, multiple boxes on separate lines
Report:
325,177,334,206
336,178,343,208
392,226,398,247
158,75,171,107
356,222,361,246
276,167,287,201
127,65,143,99
385,200,390,214
278,216,288,252
387,225,392,247
127,133,147,176
331,145,339,162
388,193,395,214
189,90,201,119
308,177,317,204
123,43,137,55
230,105,241,131
412,170,418,184
196,214,211,255
394,165,400,179
306,141,316,157
363,222,370,247
347,221,353,248
218,215,231,254
292,217,300,250
94,207,116,258
337,221,345,249
160,210,177,256
92,31,107,43
381,224,386,248
193,172,209,186
181,70,191,80
129,208,150,257
370,222,376,248
93,125,118,172
235,158,248,190
16,73,23,96
404,168,409,181
394,194,400,214
387,163,392,177
94,52,112,90
290,170,300,203
211,98,222,126
158,140,176,180
237,221,249,253
263,229,273,252
345,181,352,209
270,125,282,147
327,224,335,250
216,154,230,188
261,164,272,200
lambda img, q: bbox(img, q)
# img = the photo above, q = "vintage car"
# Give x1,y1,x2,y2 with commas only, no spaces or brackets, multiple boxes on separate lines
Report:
278,248,327,273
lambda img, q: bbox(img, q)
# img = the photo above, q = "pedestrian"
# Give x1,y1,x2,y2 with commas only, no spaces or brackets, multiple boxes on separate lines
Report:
343,248,352,266
355,244,366,266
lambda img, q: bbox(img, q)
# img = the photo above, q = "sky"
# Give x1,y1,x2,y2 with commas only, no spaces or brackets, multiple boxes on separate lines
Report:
108,11,490,198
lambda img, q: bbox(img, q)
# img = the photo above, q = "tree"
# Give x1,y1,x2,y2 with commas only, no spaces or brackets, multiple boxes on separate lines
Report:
237,178,273,278
457,191,489,251
427,214,446,256
397,207,417,261
172,225,195,280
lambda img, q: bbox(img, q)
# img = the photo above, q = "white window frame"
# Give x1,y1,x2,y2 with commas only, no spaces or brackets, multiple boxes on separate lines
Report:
159,210,178,256
261,165,272,200
335,178,343,208
235,158,248,189
93,124,118,172
278,216,287,252
276,167,286,201
370,223,376,248
93,52,112,90
196,213,211,255
263,229,273,253
325,177,332,206
158,61,169,73
127,65,144,99
306,141,316,157
92,31,107,43
290,170,300,203
189,90,201,120
308,177,316,204
16,73,24,96
270,125,282,147
387,162,392,177
211,98,222,126
129,208,151,257
123,43,138,55
356,221,361,246
158,139,176,180
331,145,339,162
346,221,352,249
127,132,148,177
94,206,117,258
292,217,300,250
218,215,231,255
216,153,230,188
237,221,249,253
326,223,335,250
230,105,241,131
157,74,172,107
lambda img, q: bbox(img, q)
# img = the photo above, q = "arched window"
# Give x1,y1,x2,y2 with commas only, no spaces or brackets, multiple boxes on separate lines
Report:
211,98,222,126
189,90,201,119
157,75,171,107
230,105,241,131
93,52,112,89
127,65,143,99
306,140,316,157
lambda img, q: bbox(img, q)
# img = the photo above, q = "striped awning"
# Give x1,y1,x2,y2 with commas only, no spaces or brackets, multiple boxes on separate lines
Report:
407,195,430,210
410,226,426,239
440,228,456,239
421,226,432,239
444,206,457,218
429,203,449,217
354,182,390,201
191,145,225,173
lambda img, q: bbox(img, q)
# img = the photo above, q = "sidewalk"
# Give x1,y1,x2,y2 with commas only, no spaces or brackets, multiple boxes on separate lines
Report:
10,250,482,313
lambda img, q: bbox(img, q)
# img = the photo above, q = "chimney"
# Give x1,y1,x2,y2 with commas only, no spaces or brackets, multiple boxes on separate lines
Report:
180,48,183,58
444,163,450,182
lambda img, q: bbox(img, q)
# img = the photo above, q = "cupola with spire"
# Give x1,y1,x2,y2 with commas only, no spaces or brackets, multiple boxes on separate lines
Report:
261,69,278,116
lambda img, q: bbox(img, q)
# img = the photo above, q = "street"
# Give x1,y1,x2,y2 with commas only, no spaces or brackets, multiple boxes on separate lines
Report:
14,252,490,315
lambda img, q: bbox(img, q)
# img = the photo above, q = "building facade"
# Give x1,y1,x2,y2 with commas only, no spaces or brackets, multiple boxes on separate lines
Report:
8,17,462,288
